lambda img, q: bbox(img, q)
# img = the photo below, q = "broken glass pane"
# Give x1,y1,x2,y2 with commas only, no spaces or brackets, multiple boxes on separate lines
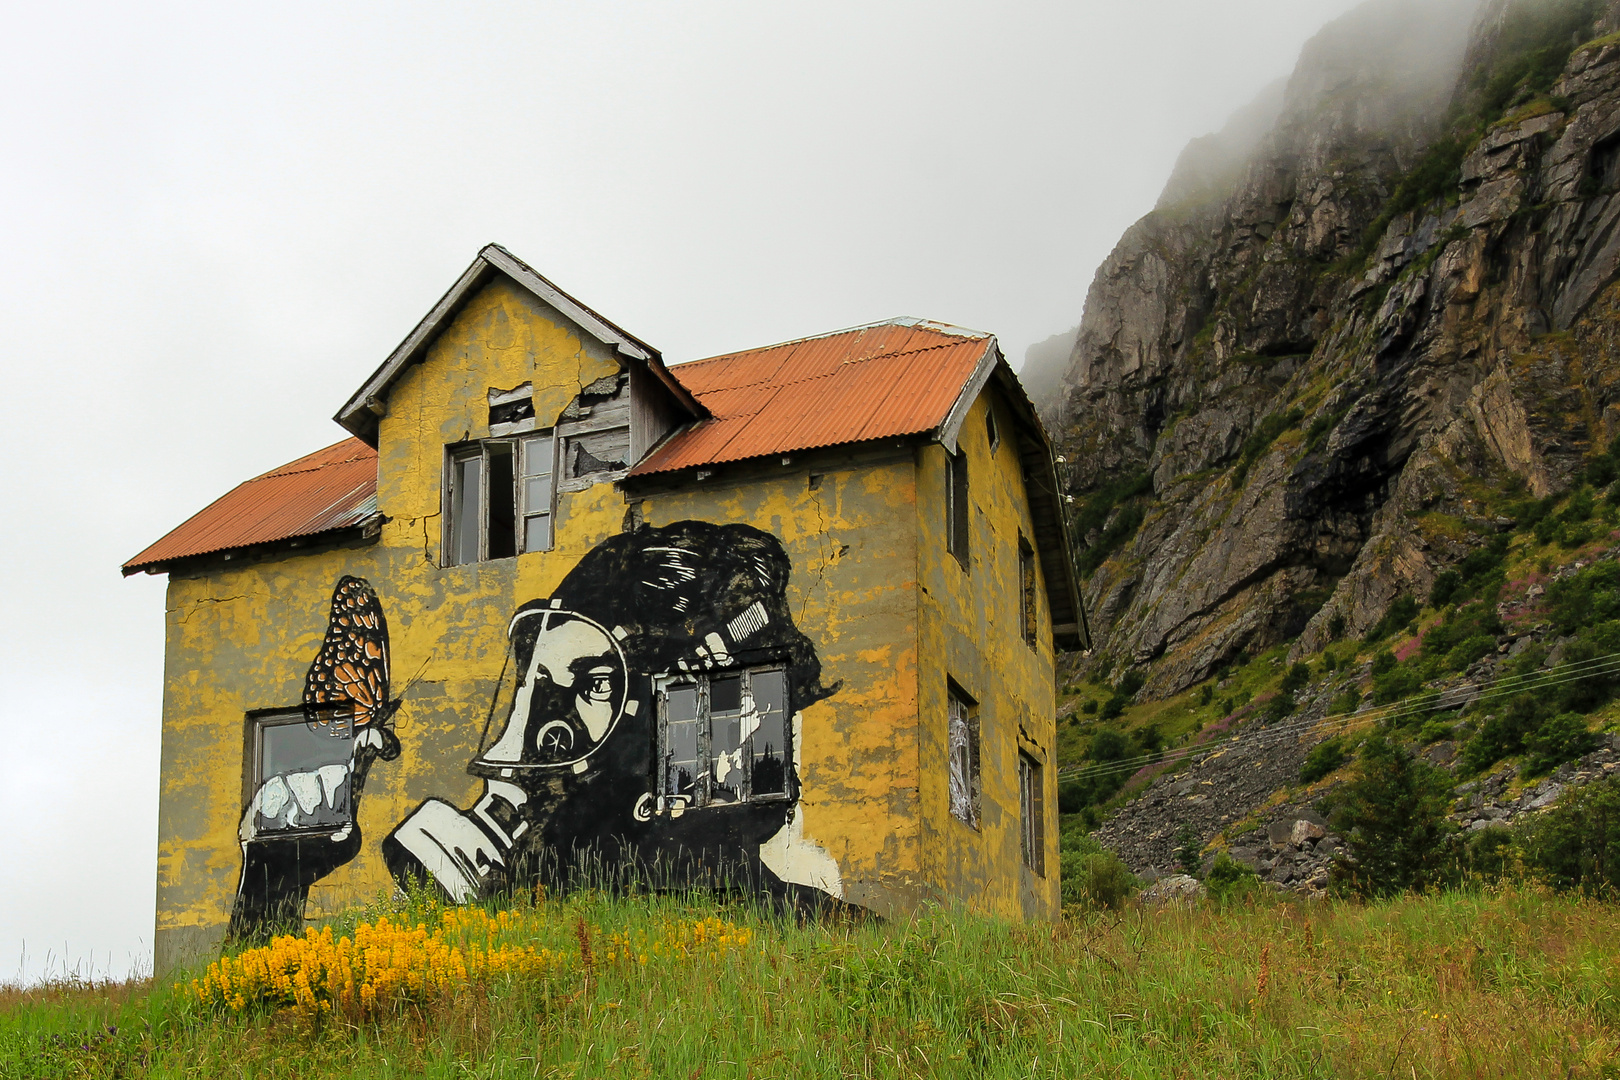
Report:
708,676,743,803
748,669,788,796
487,443,516,559
663,683,699,804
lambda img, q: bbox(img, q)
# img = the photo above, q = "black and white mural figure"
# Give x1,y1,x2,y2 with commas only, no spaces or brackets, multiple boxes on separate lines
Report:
231,576,403,935
384,521,842,906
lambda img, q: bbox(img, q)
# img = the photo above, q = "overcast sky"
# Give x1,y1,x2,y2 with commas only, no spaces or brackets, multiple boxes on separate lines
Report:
0,0,1365,982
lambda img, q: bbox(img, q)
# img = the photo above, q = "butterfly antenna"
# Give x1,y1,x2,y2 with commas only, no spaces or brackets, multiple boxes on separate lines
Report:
399,654,433,696
383,654,434,726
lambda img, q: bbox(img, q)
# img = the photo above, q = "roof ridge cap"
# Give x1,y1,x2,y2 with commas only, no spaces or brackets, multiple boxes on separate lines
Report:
671,317,990,370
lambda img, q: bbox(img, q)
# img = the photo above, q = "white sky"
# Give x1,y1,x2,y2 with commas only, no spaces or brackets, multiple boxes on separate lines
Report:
0,0,1362,982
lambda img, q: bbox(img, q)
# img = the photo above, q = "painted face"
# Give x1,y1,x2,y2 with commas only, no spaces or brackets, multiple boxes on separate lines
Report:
477,609,627,769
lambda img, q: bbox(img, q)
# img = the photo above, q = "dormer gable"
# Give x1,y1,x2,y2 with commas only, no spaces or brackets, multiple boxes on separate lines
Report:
334,244,705,452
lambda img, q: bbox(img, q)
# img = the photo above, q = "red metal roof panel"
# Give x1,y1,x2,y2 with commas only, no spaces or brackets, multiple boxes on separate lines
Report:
632,321,990,476
123,439,379,573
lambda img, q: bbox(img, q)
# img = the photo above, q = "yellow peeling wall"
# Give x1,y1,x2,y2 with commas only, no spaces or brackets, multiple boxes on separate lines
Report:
915,390,1060,920
153,278,936,973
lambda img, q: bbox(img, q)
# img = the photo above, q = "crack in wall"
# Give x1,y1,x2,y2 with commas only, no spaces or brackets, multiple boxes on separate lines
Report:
172,595,248,624
800,488,835,625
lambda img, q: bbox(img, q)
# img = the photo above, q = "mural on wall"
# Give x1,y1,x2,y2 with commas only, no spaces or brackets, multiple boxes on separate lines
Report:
230,576,403,935
383,520,843,906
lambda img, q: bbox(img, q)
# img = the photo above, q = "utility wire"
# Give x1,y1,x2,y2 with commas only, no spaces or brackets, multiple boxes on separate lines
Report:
1055,647,1620,783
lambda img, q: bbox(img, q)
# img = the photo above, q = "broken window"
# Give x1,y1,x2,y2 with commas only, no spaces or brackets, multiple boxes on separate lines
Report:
947,681,979,828
1019,751,1045,876
488,383,536,434
247,710,353,836
445,432,555,564
1019,536,1037,645
656,667,790,809
946,448,969,569
985,407,1000,454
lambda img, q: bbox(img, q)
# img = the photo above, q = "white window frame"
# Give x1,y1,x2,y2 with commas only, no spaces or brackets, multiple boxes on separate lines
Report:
654,666,792,810
443,432,557,565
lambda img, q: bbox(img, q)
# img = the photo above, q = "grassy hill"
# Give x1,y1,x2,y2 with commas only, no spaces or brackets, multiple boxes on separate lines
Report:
4,882,1619,1078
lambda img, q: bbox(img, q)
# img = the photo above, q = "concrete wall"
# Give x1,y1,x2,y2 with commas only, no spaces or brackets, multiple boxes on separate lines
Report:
915,388,1060,920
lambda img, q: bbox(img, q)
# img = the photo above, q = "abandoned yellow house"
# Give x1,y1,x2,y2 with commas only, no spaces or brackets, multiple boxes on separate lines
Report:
124,244,1089,974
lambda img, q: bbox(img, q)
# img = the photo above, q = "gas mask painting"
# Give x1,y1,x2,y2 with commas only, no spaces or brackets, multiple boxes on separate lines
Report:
384,520,840,908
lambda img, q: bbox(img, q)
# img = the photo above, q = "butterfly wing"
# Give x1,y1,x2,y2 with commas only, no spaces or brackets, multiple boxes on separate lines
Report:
303,576,392,735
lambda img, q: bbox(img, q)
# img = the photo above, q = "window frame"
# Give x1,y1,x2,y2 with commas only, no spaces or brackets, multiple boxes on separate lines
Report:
945,448,969,570
1018,751,1046,876
1018,535,1038,647
946,679,980,830
245,708,355,839
443,432,557,565
654,665,793,810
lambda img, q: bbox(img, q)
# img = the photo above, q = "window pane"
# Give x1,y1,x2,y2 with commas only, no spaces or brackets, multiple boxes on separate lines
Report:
524,476,551,514
708,676,743,804
522,435,553,478
488,444,516,560
262,722,352,779
523,514,551,552
256,721,352,833
664,684,699,803
748,670,789,797
450,455,482,565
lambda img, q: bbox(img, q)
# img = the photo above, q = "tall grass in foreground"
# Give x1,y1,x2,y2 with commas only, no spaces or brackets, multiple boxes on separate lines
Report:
4,884,1620,1078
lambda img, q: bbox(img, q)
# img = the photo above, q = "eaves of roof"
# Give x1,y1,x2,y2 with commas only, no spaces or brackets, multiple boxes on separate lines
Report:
121,439,380,575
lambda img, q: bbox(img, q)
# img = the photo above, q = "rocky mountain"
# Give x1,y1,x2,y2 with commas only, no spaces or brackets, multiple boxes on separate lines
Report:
1053,0,1620,698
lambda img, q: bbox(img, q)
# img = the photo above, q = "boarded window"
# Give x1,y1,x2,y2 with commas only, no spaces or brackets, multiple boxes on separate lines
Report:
1019,536,1037,645
1019,752,1045,876
657,668,790,809
946,449,969,569
947,681,979,828
248,711,353,836
565,427,630,480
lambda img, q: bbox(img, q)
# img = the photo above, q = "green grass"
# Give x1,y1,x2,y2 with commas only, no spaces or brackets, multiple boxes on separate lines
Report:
5,886,1620,1078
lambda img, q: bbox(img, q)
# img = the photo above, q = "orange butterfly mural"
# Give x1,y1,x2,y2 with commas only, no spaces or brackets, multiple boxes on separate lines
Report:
303,576,403,757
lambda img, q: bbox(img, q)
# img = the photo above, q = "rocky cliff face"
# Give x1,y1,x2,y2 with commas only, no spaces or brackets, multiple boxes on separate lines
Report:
1055,0,1620,697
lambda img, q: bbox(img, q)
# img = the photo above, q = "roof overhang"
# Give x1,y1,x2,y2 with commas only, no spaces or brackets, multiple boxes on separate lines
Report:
335,244,706,446
944,341,1090,653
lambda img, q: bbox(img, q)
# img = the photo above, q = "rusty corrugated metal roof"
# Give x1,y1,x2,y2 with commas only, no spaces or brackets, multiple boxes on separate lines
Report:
122,439,379,574
630,319,993,476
